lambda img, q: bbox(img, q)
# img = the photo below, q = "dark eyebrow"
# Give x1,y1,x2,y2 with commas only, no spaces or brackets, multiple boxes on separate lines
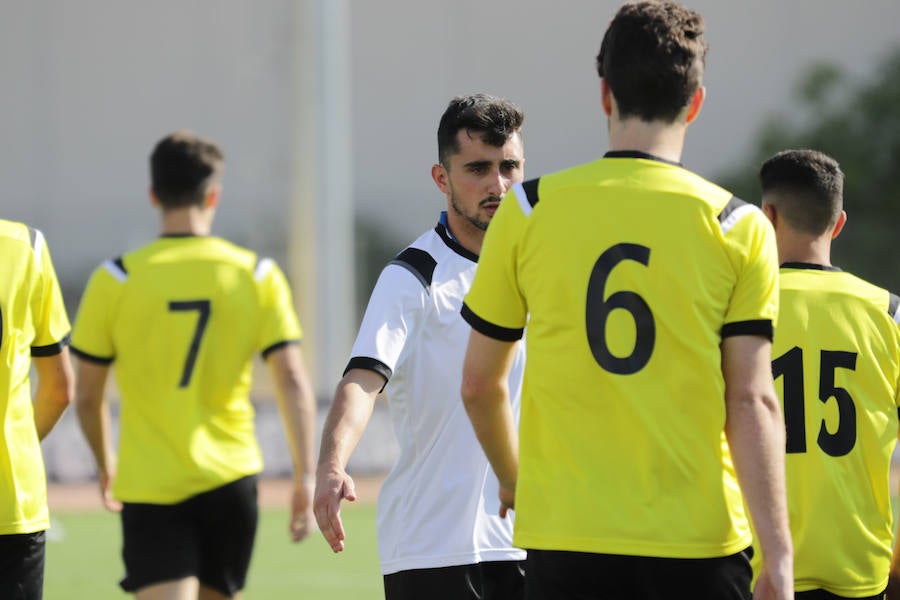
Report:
463,160,492,169
501,159,522,168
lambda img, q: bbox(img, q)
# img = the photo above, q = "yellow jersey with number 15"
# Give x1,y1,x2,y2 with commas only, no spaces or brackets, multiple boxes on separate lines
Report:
71,235,301,504
0,219,71,535
462,152,779,559
755,264,900,597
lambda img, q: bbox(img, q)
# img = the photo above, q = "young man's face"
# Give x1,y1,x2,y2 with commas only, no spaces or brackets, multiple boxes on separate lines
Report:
436,129,524,233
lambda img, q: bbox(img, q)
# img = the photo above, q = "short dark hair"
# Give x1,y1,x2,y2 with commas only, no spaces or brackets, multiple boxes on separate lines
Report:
596,0,707,123
150,130,224,208
437,94,524,167
759,149,844,236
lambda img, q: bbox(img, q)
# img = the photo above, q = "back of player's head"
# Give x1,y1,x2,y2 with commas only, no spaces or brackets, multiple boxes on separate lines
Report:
437,94,524,168
759,149,844,236
596,0,707,123
150,130,224,208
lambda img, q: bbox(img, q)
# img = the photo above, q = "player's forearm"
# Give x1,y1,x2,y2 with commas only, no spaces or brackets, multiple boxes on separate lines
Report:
75,397,116,476
33,380,71,440
273,367,317,481
32,351,74,440
725,386,792,566
317,378,378,473
461,380,519,489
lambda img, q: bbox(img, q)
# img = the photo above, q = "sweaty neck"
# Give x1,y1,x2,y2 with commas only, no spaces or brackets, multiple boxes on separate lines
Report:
607,117,688,165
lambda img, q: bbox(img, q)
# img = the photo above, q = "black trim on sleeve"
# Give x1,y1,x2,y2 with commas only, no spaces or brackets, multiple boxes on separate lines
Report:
460,303,524,342
721,319,774,341
521,178,541,208
261,339,300,360
113,256,127,274
389,247,438,291
31,332,71,357
717,196,749,225
344,357,392,392
70,344,114,365
889,293,900,320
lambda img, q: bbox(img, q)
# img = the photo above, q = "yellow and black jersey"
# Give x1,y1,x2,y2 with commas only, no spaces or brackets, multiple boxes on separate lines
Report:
71,235,301,504
0,219,70,534
753,263,900,597
462,151,779,558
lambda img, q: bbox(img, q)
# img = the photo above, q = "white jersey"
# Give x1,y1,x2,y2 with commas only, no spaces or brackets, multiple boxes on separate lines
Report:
347,214,526,575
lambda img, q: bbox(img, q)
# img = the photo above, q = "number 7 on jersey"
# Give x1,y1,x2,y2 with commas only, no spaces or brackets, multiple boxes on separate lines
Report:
168,300,211,388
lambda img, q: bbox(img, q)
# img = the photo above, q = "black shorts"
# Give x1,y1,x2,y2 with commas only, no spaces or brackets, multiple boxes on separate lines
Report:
0,531,45,600
119,474,259,596
795,589,885,600
383,560,525,600
524,547,753,600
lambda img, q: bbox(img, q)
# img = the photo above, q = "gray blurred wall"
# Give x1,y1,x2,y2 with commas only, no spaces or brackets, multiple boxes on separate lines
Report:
4,1,899,477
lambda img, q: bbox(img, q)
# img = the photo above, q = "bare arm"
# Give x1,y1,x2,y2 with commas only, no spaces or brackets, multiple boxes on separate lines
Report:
32,347,74,440
266,343,317,543
886,426,900,599
313,368,383,553
722,335,793,600
460,329,519,517
73,357,121,512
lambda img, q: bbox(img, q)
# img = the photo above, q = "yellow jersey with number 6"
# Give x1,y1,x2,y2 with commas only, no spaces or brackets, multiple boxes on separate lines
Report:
462,152,779,558
71,235,301,504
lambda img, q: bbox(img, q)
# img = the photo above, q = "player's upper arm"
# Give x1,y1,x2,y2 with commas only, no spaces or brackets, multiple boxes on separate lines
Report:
255,258,303,358
70,262,124,363
463,180,532,339
343,251,433,386
720,201,779,339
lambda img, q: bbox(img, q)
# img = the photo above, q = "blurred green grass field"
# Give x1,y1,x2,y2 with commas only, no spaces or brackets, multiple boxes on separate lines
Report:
45,503,382,599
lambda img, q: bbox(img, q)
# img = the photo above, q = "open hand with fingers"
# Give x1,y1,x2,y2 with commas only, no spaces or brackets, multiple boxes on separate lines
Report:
313,466,357,553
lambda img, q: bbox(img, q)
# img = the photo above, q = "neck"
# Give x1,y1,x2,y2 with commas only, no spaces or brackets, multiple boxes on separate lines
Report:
160,206,213,236
445,211,485,256
607,117,687,164
775,231,832,266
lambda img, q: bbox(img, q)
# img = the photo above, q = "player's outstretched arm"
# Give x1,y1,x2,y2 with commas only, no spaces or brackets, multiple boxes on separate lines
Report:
721,335,793,600
460,329,519,518
32,347,74,440
314,368,383,553
266,343,317,543
73,357,122,512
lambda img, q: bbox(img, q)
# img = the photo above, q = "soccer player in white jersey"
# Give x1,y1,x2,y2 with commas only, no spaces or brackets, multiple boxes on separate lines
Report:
313,94,526,600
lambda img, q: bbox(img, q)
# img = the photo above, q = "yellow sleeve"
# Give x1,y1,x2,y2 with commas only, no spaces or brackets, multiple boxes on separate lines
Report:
255,258,302,357
70,264,120,362
722,208,779,337
462,185,529,340
30,230,71,353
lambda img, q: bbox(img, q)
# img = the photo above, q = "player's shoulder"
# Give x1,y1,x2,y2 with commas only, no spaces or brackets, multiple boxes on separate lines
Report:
0,218,46,255
839,270,900,323
385,229,443,292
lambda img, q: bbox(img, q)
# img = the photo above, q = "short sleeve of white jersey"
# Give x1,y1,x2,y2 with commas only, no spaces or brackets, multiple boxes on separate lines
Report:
345,262,429,381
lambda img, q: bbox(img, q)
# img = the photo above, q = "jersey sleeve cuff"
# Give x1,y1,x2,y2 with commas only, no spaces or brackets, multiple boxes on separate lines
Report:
260,339,301,360
721,319,774,341
70,344,114,364
31,332,71,357
460,303,524,342
344,357,391,393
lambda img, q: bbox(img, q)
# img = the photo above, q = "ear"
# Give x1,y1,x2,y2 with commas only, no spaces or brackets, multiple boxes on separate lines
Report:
431,163,450,195
685,86,706,125
761,202,777,227
600,79,614,117
149,187,160,208
831,210,847,239
205,184,222,209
